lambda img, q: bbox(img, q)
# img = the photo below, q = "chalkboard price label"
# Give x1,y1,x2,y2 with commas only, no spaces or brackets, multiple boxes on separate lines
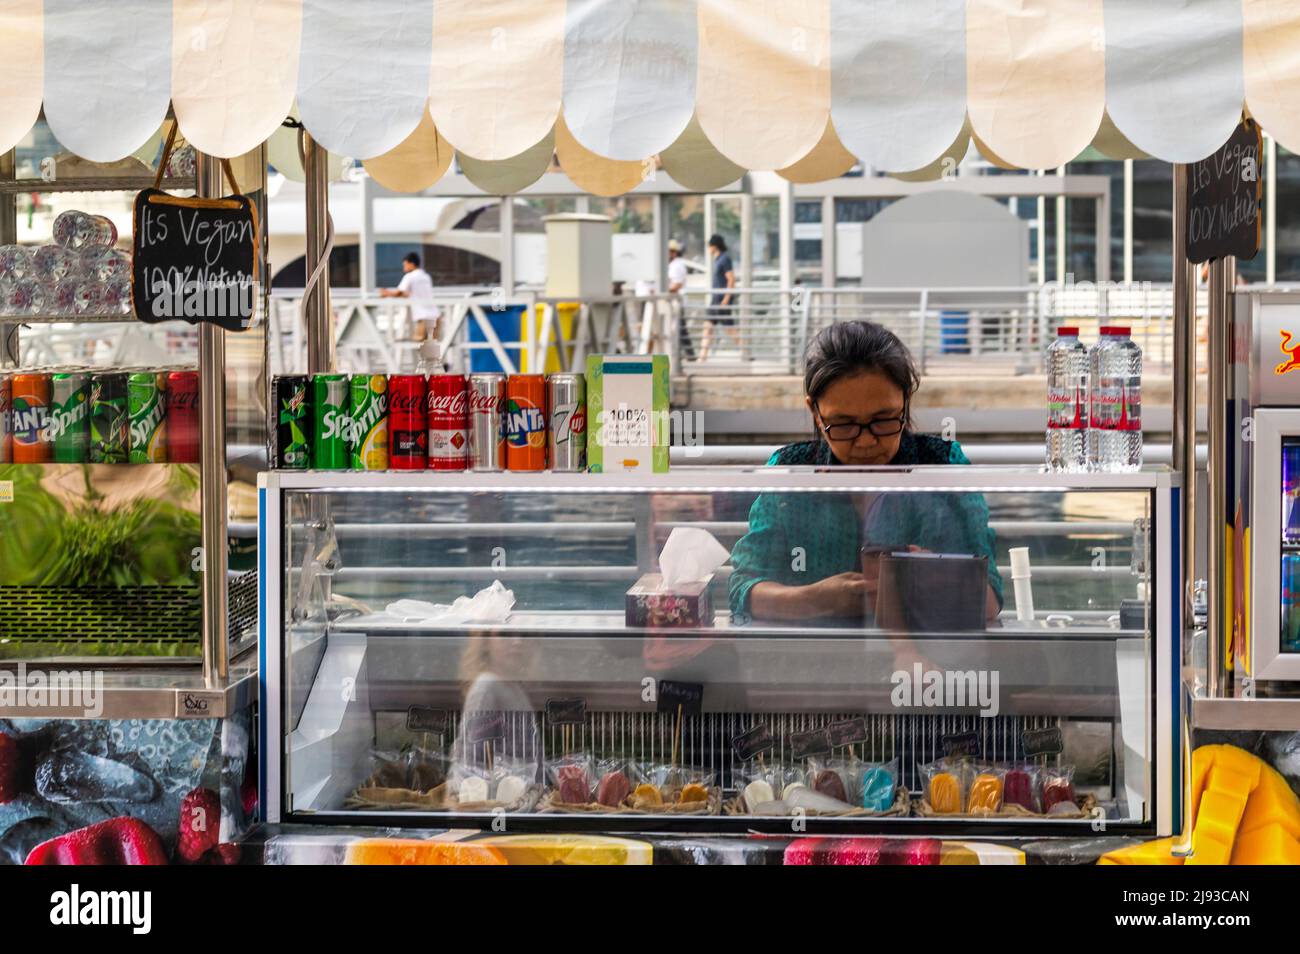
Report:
545,698,587,726
941,731,981,758
132,188,259,331
790,727,833,760
405,706,448,734
1022,726,1064,758
656,680,704,716
827,717,868,748
465,710,507,744
1187,118,1263,264
731,723,775,762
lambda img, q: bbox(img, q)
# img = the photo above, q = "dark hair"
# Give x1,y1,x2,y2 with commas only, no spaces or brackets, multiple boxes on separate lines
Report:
708,233,727,252
803,321,919,429
404,252,421,267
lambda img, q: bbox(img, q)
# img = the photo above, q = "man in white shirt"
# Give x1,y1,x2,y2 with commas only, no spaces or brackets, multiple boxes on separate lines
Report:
666,239,696,360
381,251,439,339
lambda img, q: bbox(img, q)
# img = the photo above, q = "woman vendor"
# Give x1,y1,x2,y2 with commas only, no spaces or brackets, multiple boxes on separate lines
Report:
728,320,1003,623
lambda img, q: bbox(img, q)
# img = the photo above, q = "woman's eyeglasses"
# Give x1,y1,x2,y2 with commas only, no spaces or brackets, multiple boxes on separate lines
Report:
814,403,907,441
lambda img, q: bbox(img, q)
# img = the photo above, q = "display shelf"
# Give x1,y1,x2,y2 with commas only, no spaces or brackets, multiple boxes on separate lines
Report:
0,175,196,195
0,312,136,324
1191,695,1300,731
0,652,256,719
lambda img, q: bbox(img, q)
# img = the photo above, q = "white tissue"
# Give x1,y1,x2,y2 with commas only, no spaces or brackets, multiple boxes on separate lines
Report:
385,580,516,624
658,527,731,587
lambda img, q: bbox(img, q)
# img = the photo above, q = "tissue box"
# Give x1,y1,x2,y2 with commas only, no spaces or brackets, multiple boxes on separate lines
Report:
625,573,714,628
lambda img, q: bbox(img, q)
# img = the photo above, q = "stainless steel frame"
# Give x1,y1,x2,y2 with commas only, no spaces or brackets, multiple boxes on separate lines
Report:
1249,408,1300,680
258,466,1178,832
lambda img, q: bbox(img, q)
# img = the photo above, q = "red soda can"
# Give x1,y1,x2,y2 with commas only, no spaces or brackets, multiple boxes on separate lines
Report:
388,374,427,469
426,374,468,470
505,374,547,471
166,370,200,463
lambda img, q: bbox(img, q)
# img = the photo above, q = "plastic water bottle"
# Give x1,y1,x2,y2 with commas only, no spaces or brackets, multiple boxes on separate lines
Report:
1088,326,1143,472
1045,326,1088,471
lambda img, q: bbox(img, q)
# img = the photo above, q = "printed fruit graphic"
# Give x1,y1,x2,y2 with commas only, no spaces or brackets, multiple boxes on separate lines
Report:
343,838,508,866
470,834,653,866
25,817,168,865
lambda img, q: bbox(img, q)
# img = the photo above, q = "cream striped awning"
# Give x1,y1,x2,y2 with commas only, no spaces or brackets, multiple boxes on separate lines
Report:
1,0,1298,194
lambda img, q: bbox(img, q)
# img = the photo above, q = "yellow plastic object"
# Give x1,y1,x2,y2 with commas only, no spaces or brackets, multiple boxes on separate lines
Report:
343,838,507,866
941,841,1025,865
967,773,1004,813
928,772,962,814
523,302,579,373
1097,745,1300,866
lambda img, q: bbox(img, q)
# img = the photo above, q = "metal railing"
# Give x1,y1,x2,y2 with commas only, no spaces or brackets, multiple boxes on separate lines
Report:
678,283,1220,376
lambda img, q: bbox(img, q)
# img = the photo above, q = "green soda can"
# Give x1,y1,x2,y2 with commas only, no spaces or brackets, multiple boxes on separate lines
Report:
128,371,168,463
273,375,310,469
89,371,130,463
51,371,91,463
312,373,350,469
349,374,389,470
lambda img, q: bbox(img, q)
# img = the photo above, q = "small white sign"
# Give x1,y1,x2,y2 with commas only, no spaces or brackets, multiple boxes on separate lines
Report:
0,480,12,503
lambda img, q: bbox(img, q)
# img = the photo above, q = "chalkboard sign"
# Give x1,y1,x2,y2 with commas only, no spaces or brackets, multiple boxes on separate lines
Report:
827,717,868,748
545,697,587,726
941,730,981,758
790,727,833,759
1187,118,1263,264
731,723,775,761
465,710,507,744
131,188,259,330
656,679,704,716
405,705,448,734
1022,726,1064,758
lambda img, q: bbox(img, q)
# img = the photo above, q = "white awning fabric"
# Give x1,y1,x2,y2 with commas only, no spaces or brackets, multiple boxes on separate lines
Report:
2,0,1298,192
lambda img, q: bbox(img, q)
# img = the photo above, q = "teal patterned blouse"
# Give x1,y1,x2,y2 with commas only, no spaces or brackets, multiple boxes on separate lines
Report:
727,434,1004,620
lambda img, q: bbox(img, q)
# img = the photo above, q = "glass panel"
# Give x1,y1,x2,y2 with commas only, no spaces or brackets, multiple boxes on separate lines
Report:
280,479,1154,827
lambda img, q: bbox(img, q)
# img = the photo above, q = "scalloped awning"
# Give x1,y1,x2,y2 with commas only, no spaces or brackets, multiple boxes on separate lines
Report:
2,0,1298,193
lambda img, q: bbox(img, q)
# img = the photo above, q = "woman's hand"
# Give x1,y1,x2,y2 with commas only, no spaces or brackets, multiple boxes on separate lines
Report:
810,572,870,618
747,574,868,621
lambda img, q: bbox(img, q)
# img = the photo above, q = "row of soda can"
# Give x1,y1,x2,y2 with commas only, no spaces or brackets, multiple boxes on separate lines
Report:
272,371,587,472
0,368,200,464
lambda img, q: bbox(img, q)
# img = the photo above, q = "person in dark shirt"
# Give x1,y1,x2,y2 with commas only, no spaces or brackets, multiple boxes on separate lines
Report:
728,320,1003,623
701,233,738,360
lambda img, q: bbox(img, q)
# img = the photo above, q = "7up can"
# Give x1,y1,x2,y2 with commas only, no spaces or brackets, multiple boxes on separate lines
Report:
274,375,310,469
128,371,168,463
349,374,388,470
312,373,350,469
89,372,129,463
51,372,91,462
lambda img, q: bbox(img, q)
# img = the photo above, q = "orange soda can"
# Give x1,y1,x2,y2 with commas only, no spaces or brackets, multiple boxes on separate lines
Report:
504,374,547,471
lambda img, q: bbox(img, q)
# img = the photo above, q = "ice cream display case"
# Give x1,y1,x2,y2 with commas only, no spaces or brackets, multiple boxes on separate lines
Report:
259,467,1180,836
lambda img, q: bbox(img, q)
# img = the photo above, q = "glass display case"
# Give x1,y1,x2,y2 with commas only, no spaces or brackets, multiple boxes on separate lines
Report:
259,467,1178,835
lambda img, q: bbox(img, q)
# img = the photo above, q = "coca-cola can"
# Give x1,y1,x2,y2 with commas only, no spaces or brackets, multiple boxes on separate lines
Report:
388,374,428,469
546,373,586,472
427,374,468,470
467,373,506,471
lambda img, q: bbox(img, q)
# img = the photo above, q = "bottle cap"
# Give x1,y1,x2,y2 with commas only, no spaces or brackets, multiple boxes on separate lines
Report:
1100,325,1131,336
1057,326,1079,336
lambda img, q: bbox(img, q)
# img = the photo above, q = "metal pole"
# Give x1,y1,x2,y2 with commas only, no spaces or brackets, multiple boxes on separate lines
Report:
358,172,374,294
198,152,229,688
1,148,18,368
778,178,795,288
1171,163,1195,857
499,196,515,295
303,132,333,374
652,192,666,293
1123,159,1134,284
821,194,836,287
1266,134,1277,286
740,191,754,287
1206,255,1232,697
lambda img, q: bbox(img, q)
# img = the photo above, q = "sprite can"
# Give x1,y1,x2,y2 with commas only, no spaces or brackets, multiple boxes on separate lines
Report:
128,371,168,463
274,375,310,469
349,374,389,470
51,371,91,463
89,371,129,463
312,373,350,469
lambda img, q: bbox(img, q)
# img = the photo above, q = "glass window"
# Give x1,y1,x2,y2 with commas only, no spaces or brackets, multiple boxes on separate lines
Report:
1275,147,1300,283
